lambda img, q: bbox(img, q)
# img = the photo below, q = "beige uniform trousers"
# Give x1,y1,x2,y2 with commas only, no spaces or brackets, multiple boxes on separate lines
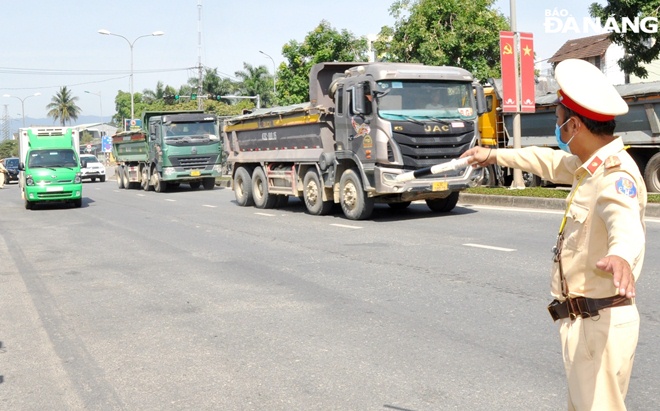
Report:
560,304,639,411
0,172,5,188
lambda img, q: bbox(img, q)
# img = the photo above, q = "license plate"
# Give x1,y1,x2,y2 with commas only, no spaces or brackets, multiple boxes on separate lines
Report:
432,181,448,191
46,186,64,192
190,170,201,177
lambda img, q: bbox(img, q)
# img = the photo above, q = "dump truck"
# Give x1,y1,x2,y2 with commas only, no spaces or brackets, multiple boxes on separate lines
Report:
479,79,660,192
223,62,486,220
113,110,223,192
17,127,82,209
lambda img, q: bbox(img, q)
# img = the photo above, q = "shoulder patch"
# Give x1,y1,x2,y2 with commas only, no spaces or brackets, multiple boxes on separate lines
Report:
615,177,637,198
604,155,622,169
587,157,603,174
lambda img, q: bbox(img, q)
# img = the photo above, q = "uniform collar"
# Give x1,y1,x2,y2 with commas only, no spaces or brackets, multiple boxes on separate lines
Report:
578,137,624,176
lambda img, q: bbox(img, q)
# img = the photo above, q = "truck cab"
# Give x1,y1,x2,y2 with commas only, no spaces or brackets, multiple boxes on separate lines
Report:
18,127,83,209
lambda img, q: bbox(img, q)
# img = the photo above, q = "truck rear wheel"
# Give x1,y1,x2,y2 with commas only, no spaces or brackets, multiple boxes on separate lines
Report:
252,166,276,209
426,192,459,213
141,167,153,191
123,168,132,189
340,168,374,220
644,152,660,193
234,167,254,207
117,167,125,189
303,170,333,215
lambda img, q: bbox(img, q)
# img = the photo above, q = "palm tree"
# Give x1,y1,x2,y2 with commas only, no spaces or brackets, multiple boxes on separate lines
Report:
46,86,81,126
234,63,275,106
142,81,167,103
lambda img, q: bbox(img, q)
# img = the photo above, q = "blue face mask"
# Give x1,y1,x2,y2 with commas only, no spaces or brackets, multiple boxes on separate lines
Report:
555,118,574,153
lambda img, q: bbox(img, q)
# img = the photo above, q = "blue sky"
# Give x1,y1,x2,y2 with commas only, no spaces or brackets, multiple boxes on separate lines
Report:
1,0,603,125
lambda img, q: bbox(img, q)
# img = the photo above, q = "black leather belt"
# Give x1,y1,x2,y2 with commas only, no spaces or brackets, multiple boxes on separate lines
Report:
547,295,632,321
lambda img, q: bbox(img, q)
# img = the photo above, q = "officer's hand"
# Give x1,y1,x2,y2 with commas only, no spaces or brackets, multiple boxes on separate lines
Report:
596,255,635,298
461,147,495,167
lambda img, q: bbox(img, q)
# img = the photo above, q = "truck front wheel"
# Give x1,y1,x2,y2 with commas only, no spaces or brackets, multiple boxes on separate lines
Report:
303,170,333,215
234,167,254,206
644,152,660,193
252,167,276,209
426,192,459,213
152,169,168,193
340,169,374,220
203,177,215,190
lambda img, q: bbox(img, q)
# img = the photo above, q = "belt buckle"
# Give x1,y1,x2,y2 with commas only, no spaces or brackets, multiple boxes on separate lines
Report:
567,297,580,320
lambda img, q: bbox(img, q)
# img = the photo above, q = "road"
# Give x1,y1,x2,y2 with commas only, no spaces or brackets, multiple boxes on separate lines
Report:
1,180,659,410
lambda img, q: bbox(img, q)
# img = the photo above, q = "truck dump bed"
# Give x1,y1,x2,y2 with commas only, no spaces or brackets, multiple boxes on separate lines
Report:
224,103,336,163
112,131,149,163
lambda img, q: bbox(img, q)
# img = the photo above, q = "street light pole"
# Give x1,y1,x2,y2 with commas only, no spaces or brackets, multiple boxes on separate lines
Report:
85,90,103,123
3,92,41,128
98,29,164,125
259,50,277,94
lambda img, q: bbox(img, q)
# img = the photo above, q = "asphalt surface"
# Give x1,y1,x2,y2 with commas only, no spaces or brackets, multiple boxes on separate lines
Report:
104,165,660,217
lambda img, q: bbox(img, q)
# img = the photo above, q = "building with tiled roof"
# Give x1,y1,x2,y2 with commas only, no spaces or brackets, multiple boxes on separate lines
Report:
548,33,625,85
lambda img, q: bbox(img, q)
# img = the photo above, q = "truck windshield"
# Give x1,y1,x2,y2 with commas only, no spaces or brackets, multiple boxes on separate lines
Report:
376,81,476,120
5,158,19,167
165,122,217,139
28,149,77,168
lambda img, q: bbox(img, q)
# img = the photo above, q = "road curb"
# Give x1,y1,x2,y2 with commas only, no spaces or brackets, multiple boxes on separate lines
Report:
459,193,660,218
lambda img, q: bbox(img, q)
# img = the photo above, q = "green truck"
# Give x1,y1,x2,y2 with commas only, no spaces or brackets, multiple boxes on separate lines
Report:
113,111,223,192
18,127,83,209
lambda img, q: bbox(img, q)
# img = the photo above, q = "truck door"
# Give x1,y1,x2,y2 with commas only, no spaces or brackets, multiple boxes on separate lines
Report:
149,120,162,166
348,82,374,161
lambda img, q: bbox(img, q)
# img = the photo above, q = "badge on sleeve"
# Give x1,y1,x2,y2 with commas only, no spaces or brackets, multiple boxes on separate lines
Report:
615,177,637,198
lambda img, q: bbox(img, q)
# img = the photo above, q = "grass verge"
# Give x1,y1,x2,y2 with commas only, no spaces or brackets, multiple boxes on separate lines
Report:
464,187,660,203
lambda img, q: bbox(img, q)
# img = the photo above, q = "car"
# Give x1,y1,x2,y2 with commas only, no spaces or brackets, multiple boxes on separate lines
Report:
2,157,19,182
79,154,106,182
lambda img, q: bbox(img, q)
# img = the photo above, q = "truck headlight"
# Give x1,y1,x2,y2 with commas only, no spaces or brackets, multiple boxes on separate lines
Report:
213,164,223,173
74,173,82,184
26,175,34,186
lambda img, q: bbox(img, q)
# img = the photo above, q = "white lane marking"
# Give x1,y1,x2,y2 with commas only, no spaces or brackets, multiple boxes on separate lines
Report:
330,223,363,229
165,199,176,202
463,243,516,252
137,194,145,197
202,204,217,208
464,204,563,215
255,212,275,217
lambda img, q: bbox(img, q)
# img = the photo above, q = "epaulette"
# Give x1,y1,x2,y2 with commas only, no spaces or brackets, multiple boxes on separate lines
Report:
604,155,622,170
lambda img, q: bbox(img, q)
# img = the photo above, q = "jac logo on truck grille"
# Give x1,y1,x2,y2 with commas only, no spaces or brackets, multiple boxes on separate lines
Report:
191,147,197,154
424,125,450,133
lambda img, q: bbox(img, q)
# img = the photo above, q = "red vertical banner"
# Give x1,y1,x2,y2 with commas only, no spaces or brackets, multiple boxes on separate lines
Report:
499,31,518,113
519,32,536,113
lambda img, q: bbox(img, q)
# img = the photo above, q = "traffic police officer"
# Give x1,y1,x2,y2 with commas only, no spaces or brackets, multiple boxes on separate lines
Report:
462,58,647,410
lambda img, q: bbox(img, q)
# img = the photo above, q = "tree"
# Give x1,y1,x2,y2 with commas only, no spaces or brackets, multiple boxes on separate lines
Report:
142,81,167,104
234,63,274,107
46,86,82,126
278,20,370,104
377,0,509,81
590,1,660,78
0,139,18,158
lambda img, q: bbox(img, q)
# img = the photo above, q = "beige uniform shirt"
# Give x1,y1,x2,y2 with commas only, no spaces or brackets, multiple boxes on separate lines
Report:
496,138,646,299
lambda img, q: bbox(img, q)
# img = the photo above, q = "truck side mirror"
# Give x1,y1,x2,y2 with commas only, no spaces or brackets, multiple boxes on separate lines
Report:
474,83,487,116
353,83,366,115
81,160,87,168
18,162,24,171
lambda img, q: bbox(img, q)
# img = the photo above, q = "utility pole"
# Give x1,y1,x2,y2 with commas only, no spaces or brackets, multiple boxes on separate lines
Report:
197,0,204,110
510,0,525,189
